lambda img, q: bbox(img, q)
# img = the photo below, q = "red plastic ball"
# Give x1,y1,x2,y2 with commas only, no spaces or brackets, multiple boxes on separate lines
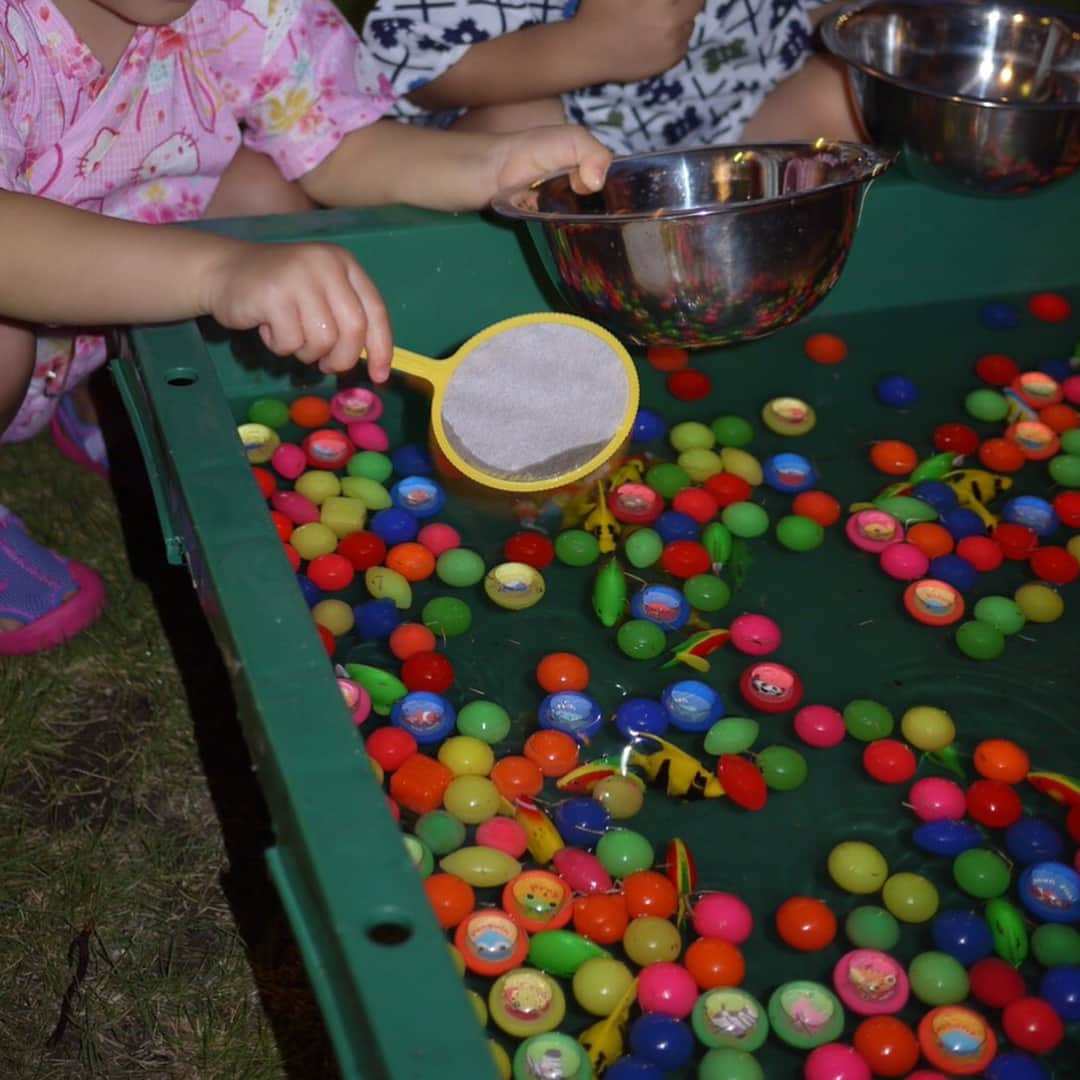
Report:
660,540,712,579
282,541,301,572
400,650,455,694
975,353,1020,386
672,487,720,524
993,522,1040,560
252,466,277,498
1053,492,1080,528
307,553,356,592
1038,402,1080,434
684,937,746,989
536,652,590,693
622,870,679,919
862,739,918,784
870,440,919,476
978,437,1026,473
804,332,847,365
504,530,555,569
667,369,713,401
523,730,580,778
933,423,981,455
573,893,629,945
388,622,437,661
1067,804,1080,844
1029,546,1080,585
704,473,752,507
853,1016,920,1078
303,428,353,470
955,535,1004,572
647,345,690,372
336,530,387,570
1002,996,1065,1054
269,509,293,542
969,957,1027,1008
316,623,336,656
365,726,418,772
716,755,768,811
1028,292,1072,323
966,778,1024,828
385,542,437,582
792,490,842,527
774,896,837,952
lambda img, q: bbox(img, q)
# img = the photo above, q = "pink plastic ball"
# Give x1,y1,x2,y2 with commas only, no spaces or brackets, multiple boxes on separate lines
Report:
270,490,321,525
1062,375,1080,406
417,522,462,557
729,613,782,655
347,421,390,452
636,962,698,1018
475,816,528,859
691,893,753,944
804,1043,871,1080
794,705,847,749
386,795,401,823
879,542,930,582
271,442,308,480
330,387,383,425
908,777,967,821
907,1073,949,1080
551,848,613,894
337,677,372,726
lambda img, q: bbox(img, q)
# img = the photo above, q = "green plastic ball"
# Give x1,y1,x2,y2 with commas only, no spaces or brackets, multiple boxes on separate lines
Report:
402,833,435,878
555,529,601,567
956,620,1006,660
953,848,1011,899
698,1048,764,1080
414,810,466,856
340,476,392,509
756,745,808,791
595,829,654,878
845,905,901,951
247,397,290,428
843,699,895,741
645,463,692,498
421,596,472,638
457,700,512,744
436,548,486,587
973,596,1026,636
704,717,760,756
670,420,716,452
965,388,1010,422
1061,428,1080,456
1032,923,1080,967
710,415,755,449
346,451,394,483
684,574,731,612
721,501,769,538
908,950,970,1006
1048,453,1080,487
616,619,667,660
775,514,825,552
624,528,664,569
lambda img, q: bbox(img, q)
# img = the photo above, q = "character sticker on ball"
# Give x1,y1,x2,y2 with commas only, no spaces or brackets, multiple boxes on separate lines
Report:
833,949,909,1015
739,662,803,714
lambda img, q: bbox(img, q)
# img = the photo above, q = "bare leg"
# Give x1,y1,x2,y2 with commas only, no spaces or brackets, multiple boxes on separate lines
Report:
450,97,567,134
0,319,36,438
205,144,318,219
741,55,864,143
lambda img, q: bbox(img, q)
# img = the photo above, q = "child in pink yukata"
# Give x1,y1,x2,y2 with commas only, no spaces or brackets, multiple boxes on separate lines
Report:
0,0,611,655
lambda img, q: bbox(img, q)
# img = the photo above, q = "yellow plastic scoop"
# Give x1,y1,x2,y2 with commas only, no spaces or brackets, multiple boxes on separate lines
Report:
377,312,639,494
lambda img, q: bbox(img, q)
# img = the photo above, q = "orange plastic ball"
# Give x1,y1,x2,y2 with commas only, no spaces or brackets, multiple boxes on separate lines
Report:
423,873,476,929
973,738,1031,784
289,395,332,428
523,730,580,778
622,871,678,920
869,440,919,476
572,893,629,945
385,541,437,582
684,937,746,989
536,652,591,693
775,896,837,952
906,522,955,559
791,490,842,527
490,755,545,801
1038,402,1080,434
853,1016,920,1078
389,622,438,661
804,332,848,365
647,346,690,372
978,437,1026,473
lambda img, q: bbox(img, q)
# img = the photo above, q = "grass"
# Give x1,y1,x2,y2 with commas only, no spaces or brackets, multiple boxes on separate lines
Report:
0,377,339,1080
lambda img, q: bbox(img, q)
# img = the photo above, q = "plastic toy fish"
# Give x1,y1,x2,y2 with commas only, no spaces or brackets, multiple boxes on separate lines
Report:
1026,769,1080,808
1003,389,1039,423
559,485,600,529
701,522,733,573
910,451,961,483
660,627,731,673
942,469,1013,527
579,978,638,1072
514,797,565,864
604,455,648,490
556,754,636,794
622,733,725,800
729,539,752,592
593,557,627,628
665,838,697,927
927,744,966,779
986,897,1029,967
584,483,621,553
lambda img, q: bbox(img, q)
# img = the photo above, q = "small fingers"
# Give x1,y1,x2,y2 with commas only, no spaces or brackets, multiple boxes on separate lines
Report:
347,262,393,383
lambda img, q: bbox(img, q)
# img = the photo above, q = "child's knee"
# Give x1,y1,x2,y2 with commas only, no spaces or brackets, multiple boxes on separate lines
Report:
0,320,36,438
207,146,317,219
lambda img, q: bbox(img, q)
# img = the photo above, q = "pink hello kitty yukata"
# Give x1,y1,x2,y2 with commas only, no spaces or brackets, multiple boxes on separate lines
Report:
0,0,396,442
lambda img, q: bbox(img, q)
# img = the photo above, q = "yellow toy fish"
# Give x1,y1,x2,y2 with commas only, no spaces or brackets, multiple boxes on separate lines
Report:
514,797,564,865
604,455,648,491
623,733,725,800
584,482,621,554
942,468,1012,528
559,484,601,529
580,978,638,1074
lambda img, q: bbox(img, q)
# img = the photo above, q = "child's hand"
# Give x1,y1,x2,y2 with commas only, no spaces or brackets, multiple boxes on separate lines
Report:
490,125,612,199
204,241,394,383
575,0,705,83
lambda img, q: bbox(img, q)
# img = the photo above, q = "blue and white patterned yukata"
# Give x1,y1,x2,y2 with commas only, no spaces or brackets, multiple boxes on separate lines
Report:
362,0,825,154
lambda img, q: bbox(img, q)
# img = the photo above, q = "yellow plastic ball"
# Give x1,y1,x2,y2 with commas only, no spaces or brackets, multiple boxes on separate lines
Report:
1015,582,1065,623
290,522,339,560
449,943,466,977
320,495,367,538
1068,535,1080,564
900,705,956,751
438,736,495,777
592,775,645,820
572,957,636,1016
677,448,725,483
365,566,413,609
370,757,385,786
312,598,354,637
467,989,488,1027
827,841,889,895
341,475,392,509
237,423,280,464
623,916,683,967
882,872,939,923
720,447,764,487
294,469,341,505
489,1040,511,1080
443,776,501,825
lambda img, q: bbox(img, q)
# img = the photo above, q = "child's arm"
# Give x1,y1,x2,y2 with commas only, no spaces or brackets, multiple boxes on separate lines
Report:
404,0,706,112
0,192,393,380
298,121,610,212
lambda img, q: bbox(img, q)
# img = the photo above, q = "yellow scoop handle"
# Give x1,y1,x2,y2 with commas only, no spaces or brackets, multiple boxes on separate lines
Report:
382,347,456,391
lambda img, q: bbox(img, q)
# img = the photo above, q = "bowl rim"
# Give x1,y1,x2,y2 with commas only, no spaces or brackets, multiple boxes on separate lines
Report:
821,0,1080,112
490,140,895,224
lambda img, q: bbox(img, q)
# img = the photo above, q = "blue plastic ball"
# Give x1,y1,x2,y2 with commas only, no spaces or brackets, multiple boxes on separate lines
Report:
984,1052,1053,1080
389,443,432,477
1017,861,1080,924
912,481,958,514
296,574,322,606
633,408,667,443
1038,357,1074,383
1005,818,1066,866
390,476,445,519
352,597,402,640
940,507,986,539
391,691,456,744
980,301,1021,330
1038,965,1080,1021
912,819,985,857
603,1059,663,1080
552,796,611,848
875,374,920,408
538,691,605,743
1002,495,1059,538
630,584,691,630
614,698,669,738
628,1014,695,1071
660,680,724,733
931,909,993,966
654,510,701,543
929,553,979,593
762,452,817,494
369,507,420,545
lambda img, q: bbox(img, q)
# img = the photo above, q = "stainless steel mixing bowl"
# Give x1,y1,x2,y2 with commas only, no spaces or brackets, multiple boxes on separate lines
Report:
491,141,893,350
822,0,1080,195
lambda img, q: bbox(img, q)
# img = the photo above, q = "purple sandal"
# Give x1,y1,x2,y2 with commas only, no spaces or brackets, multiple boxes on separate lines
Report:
0,510,106,655
50,394,110,478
